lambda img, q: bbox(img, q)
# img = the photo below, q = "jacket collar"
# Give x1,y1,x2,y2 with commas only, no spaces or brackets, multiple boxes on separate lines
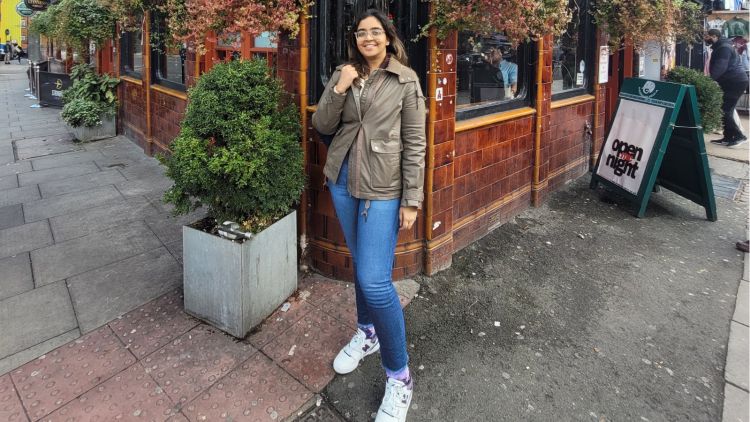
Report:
336,55,407,77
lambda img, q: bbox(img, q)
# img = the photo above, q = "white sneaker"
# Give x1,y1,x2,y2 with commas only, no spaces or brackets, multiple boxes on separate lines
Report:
332,328,380,374
375,377,413,422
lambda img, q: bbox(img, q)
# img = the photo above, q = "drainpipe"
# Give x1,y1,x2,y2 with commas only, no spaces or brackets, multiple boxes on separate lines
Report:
143,11,153,155
532,37,544,207
298,9,310,267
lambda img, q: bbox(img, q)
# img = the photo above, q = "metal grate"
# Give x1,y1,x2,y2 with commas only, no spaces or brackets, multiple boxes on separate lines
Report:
296,402,346,422
712,174,745,201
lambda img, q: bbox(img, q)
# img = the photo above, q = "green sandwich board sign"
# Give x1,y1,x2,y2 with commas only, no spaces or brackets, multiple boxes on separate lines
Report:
590,78,717,221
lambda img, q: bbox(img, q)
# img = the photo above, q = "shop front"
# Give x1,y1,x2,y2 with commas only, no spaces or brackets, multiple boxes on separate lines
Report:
110,0,613,280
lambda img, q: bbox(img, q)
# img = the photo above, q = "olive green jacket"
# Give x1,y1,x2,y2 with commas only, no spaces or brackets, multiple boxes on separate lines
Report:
312,59,426,208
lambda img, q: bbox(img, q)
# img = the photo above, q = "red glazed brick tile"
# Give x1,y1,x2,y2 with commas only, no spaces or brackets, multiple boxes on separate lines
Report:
247,300,316,349
0,374,27,422
261,308,353,392
143,325,257,406
109,289,200,359
11,326,136,421
182,352,313,421
43,363,179,421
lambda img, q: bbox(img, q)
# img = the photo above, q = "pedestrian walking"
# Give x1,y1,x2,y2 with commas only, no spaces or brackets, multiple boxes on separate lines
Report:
4,40,11,64
12,41,23,64
705,29,750,147
311,9,426,422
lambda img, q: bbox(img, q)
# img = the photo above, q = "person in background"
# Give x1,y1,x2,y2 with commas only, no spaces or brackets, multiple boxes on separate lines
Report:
312,8,425,422
12,41,23,64
486,47,518,99
4,40,11,64
705,29,749,147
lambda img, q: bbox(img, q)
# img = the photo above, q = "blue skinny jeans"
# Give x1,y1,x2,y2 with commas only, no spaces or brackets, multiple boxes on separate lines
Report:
327,157,409,373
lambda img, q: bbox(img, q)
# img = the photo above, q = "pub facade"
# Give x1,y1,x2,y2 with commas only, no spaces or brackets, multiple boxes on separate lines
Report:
96,0,621,280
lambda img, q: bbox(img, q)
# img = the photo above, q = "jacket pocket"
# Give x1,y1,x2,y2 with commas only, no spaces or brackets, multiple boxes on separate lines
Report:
370,139,402,189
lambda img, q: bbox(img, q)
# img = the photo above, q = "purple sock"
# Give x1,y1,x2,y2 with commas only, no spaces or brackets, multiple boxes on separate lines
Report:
358,324,376,340
386,366,411,387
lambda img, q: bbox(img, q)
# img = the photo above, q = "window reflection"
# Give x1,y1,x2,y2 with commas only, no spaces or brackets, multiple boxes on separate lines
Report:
457,32,525,108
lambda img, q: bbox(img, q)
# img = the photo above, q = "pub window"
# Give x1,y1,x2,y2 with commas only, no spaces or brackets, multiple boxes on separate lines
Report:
151,11,187,91
551,0,593,99
251,32,277,70
120,14,144,78
309,0,428,105
456,32,532,120
216,32,241,63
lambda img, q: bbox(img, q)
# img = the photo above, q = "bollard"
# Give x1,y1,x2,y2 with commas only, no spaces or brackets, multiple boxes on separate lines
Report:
24,61,33,95
30,63,42,108
27,62,38,100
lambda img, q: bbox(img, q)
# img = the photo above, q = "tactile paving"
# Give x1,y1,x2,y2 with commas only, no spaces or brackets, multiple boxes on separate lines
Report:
144,325,257,406
11,325,136,420
182,352,312,421
261,308,353,392
0,374,27,422
247,299,315,349
165,411,190,421
314,283,358,330
42,362,179,421
109,288,199,359
296,279,349,307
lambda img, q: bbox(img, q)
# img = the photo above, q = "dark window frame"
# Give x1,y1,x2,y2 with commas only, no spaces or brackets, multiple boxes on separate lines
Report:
308,0,429,105
150,12,187,91
119,16,144,79
551,0,595,101
455,34,534,121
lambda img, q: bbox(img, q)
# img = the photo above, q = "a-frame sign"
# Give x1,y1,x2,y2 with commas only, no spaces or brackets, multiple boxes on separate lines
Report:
590,78,717,221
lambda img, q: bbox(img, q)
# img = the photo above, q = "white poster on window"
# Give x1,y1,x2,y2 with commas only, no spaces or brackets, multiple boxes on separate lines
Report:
595,99,666,194
598,46,609,84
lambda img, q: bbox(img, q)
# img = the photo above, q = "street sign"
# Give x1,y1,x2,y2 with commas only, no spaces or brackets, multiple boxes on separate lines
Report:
16,1,35,16
590,78,717,221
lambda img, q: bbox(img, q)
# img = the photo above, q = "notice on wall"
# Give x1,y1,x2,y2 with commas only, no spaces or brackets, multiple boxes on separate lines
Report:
595,99,665,194
599,46,609,84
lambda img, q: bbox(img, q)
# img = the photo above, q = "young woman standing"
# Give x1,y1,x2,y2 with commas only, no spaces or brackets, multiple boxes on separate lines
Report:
311,9,426,422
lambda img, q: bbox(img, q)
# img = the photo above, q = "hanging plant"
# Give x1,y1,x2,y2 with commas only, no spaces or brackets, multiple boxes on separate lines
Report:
422,0,572,45
28,3,61,38
98,0,148,31
593,0,704,50
55,0,116,50
168,0,312,54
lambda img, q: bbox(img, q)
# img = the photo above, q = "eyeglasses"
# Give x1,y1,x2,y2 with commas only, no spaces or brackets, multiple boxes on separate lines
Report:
355,28,385,40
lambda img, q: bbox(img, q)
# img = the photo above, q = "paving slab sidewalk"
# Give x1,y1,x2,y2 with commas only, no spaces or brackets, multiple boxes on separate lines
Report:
0,63,199,376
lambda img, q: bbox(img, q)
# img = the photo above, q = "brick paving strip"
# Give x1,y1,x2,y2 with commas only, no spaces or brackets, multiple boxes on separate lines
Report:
0,276,419,421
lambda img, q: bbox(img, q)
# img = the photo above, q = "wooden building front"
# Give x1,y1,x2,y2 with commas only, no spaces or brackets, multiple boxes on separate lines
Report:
108,1,621,280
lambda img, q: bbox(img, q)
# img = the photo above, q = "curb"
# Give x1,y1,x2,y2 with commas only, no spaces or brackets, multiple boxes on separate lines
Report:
722,245,750,422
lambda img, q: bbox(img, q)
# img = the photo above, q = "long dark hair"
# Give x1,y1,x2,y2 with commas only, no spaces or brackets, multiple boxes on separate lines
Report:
346,9,408,77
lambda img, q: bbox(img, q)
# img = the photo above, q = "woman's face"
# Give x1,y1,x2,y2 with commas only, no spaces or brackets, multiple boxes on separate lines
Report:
356,16,389,61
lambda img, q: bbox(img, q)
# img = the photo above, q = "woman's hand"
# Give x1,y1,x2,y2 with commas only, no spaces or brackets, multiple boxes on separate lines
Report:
399,206,418,231
335,65,358,93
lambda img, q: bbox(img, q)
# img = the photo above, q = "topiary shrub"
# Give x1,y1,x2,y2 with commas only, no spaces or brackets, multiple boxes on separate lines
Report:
665,66,723,134
159,58,304,233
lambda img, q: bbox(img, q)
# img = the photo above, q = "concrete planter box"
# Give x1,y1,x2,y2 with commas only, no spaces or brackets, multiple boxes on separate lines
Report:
69,114,116,142
182,211,298,338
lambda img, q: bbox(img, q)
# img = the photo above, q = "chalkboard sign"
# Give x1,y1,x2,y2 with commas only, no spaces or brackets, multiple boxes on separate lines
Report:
590,78,716,221
38,71,71,108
